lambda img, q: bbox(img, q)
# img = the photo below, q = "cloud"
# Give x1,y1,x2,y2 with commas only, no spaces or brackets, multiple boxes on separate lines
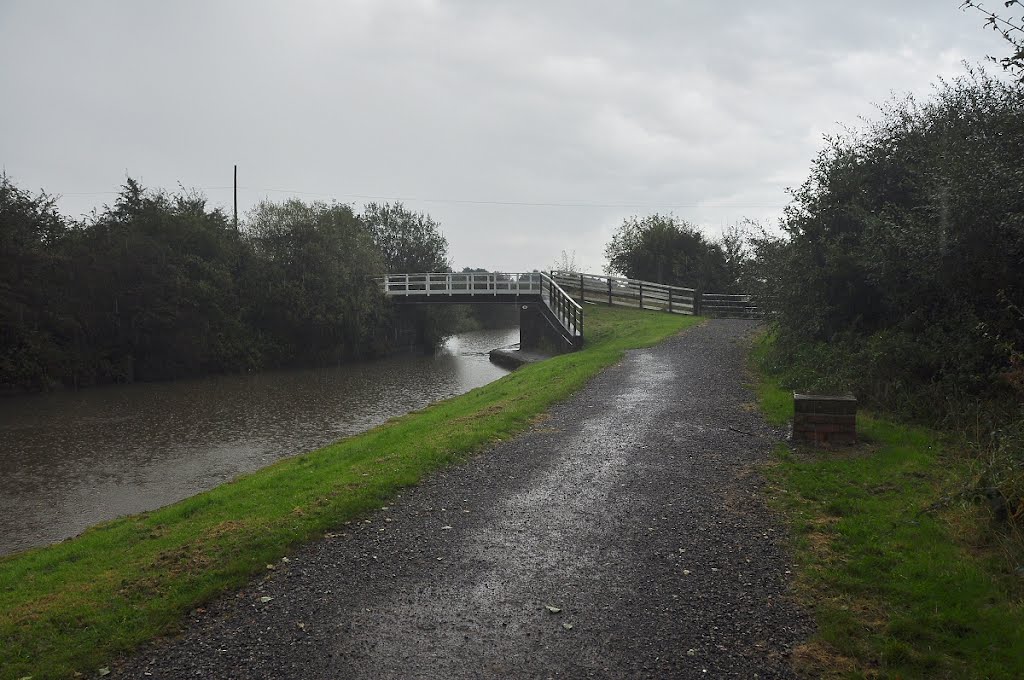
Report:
0,0,1010,272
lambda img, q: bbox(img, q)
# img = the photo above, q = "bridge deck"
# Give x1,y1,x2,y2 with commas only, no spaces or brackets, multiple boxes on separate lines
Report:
383,272,582,342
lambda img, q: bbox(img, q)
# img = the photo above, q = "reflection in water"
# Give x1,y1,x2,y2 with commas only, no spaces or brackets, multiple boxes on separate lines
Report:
0,327,519,556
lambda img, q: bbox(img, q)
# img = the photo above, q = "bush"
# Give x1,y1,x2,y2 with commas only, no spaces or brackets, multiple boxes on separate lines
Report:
0,178,459,388
604,213,736,291
753,69,1024,530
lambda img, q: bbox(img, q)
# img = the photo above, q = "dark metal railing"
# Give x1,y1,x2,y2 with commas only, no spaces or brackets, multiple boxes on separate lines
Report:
539,272,583,339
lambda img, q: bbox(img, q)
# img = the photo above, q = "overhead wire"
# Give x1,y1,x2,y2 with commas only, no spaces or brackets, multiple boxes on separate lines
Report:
50,185,788,210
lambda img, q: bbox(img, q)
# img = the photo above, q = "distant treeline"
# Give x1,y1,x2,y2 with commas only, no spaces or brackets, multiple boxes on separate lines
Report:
0,177,501,390
603,214,745,293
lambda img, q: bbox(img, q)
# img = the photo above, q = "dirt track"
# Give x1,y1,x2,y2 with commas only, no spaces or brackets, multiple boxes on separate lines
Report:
115,319,811,679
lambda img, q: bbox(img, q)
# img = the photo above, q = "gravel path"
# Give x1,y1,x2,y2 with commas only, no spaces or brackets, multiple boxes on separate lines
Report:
115,319,812,679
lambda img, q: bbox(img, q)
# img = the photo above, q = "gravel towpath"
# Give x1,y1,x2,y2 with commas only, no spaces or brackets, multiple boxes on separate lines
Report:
115,319,812,679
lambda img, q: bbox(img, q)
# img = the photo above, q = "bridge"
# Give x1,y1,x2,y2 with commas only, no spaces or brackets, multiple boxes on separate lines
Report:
382,270,760,353
382,272,583,352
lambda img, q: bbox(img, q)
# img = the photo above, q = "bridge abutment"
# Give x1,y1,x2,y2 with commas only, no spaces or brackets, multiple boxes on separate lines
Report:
519,303,579,354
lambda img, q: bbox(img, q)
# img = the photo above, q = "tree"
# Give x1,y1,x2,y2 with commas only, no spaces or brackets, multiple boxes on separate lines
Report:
719,222,752,293
360,202,449,273
604,213,732,291
550,249,579,273
359,202,456,347
961,1,1024,83
70,179,253,381
244,199,387,363
0,177,426,390
757,70,1024,402
0,175,70,388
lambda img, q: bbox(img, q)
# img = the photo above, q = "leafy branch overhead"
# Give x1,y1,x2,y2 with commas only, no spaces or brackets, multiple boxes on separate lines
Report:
961,0,1024,82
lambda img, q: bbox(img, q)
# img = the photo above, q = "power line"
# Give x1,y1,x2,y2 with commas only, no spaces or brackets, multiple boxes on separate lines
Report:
232,186,788,210
53,185,788,210
59,191,121,196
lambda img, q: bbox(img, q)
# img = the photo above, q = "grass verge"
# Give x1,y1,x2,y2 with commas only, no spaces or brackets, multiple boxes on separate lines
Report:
752,333,1024,678
0,305,699,680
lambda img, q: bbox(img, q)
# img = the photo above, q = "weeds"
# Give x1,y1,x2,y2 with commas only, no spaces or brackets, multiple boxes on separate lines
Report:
753,332,1024,678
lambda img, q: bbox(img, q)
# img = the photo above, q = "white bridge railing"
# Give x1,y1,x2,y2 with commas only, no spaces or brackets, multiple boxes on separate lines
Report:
382,272,543,296
382,272,583,340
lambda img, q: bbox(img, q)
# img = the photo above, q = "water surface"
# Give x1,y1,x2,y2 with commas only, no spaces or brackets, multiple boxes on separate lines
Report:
0,328,519,556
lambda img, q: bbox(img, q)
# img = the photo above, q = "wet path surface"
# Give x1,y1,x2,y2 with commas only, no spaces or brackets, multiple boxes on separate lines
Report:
116,319,811,679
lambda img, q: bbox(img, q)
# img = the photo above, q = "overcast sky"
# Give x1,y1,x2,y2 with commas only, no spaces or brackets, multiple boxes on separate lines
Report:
0,1,1011,272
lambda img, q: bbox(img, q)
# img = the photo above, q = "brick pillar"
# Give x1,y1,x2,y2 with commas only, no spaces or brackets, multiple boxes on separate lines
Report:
792,393,857,445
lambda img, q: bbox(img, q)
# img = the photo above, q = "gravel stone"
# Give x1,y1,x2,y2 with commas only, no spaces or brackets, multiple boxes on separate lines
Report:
113,319,812,679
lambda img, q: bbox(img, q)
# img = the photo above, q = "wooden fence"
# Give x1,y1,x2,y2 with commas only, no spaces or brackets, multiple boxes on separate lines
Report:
550,271,762,319
550,271,697,315
699,293,762,319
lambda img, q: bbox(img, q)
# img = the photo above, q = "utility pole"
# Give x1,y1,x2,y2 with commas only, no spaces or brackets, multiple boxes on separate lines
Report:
233,164,238,231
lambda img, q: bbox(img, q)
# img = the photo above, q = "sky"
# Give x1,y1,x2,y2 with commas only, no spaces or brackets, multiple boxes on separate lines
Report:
0,1,1012,272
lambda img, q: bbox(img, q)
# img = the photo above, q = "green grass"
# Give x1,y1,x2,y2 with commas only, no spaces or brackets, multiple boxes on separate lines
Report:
752,333,1024,678
0,305,700,680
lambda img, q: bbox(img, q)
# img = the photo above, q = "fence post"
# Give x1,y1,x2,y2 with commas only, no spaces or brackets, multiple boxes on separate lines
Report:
668,287,673,314
694,290,701,316
580,273,585,305
607,278,612,306
639,283,643,310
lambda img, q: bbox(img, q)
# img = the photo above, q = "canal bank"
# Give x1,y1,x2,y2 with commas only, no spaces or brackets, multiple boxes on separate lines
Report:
0,307,698,680
487,346,551,370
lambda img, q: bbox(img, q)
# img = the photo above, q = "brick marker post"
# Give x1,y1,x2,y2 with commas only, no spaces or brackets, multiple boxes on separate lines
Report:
793,393,857,445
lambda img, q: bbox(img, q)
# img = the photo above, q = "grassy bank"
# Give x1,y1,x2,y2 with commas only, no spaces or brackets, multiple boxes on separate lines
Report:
752,336,1024,678
0,306,699,680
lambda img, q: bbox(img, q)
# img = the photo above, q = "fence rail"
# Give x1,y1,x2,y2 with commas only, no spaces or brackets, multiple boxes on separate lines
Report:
550,271,697,315
700,293,762,319
381,270,760,336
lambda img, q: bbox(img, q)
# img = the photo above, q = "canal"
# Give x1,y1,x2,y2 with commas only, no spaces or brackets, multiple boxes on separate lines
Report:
0,327,519,556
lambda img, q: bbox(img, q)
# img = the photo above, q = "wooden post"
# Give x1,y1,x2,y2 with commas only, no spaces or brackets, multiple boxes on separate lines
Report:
233,164,238,231
607,278,612,306
580,273,585,305
668,287,673,314
639,283,643,309
694,290,701,316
